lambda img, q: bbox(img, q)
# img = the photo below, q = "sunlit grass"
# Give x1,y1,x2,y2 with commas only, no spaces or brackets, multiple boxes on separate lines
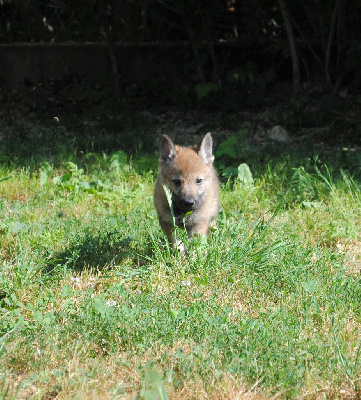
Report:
1,140,361,399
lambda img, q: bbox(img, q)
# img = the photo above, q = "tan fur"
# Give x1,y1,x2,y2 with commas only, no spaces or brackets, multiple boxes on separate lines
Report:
154,133,220,250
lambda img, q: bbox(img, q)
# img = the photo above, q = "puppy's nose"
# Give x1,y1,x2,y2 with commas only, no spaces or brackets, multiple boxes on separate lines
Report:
183,198,195,208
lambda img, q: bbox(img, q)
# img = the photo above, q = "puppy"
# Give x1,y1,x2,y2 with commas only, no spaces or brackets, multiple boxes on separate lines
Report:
154,133,219,251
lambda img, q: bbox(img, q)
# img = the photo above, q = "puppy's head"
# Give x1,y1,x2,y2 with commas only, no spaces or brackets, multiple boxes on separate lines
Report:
159,133,214,213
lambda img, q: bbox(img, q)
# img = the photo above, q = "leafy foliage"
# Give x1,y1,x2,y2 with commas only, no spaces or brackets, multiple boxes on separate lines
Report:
215,130,261,178
1,0,361,96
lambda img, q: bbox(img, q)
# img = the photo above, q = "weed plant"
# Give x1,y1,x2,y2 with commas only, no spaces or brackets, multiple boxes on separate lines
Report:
0,129,361,399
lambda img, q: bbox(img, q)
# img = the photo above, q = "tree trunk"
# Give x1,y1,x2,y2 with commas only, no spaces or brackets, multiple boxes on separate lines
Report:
140,0,148,41
99,0,120,99
325,0,341,88
107,38,120,99
278,0,301,92
184,22,207,83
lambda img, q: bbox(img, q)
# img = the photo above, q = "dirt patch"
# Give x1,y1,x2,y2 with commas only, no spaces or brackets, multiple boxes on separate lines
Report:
336,240,361,275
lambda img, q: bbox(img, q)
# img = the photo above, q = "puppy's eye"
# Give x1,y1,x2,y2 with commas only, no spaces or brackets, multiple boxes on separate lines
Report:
196,178,203,184
172,178,181,186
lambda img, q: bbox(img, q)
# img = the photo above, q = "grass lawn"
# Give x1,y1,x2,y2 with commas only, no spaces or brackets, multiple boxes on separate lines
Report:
0,118,361,399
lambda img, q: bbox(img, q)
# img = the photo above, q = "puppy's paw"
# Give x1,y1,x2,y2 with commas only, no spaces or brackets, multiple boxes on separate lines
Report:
174,239,187,255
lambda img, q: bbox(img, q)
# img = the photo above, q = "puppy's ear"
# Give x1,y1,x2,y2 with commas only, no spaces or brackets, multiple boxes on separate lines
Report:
198,133,214,164
159,135,176,165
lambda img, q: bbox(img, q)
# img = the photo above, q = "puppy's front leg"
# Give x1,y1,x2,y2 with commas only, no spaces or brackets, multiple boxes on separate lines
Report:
159,220,186,253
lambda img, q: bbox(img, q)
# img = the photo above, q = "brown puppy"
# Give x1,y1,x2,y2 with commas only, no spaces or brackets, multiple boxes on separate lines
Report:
154,133,219,251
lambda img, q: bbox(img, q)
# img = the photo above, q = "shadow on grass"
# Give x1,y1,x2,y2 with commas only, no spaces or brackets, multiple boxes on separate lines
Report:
0,110,157,170
44,232,135,273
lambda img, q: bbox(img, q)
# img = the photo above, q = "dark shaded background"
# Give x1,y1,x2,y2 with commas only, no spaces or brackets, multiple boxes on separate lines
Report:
0,0,360,155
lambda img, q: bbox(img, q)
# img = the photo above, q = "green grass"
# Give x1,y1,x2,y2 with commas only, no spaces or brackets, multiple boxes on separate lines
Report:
1,128,361,399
